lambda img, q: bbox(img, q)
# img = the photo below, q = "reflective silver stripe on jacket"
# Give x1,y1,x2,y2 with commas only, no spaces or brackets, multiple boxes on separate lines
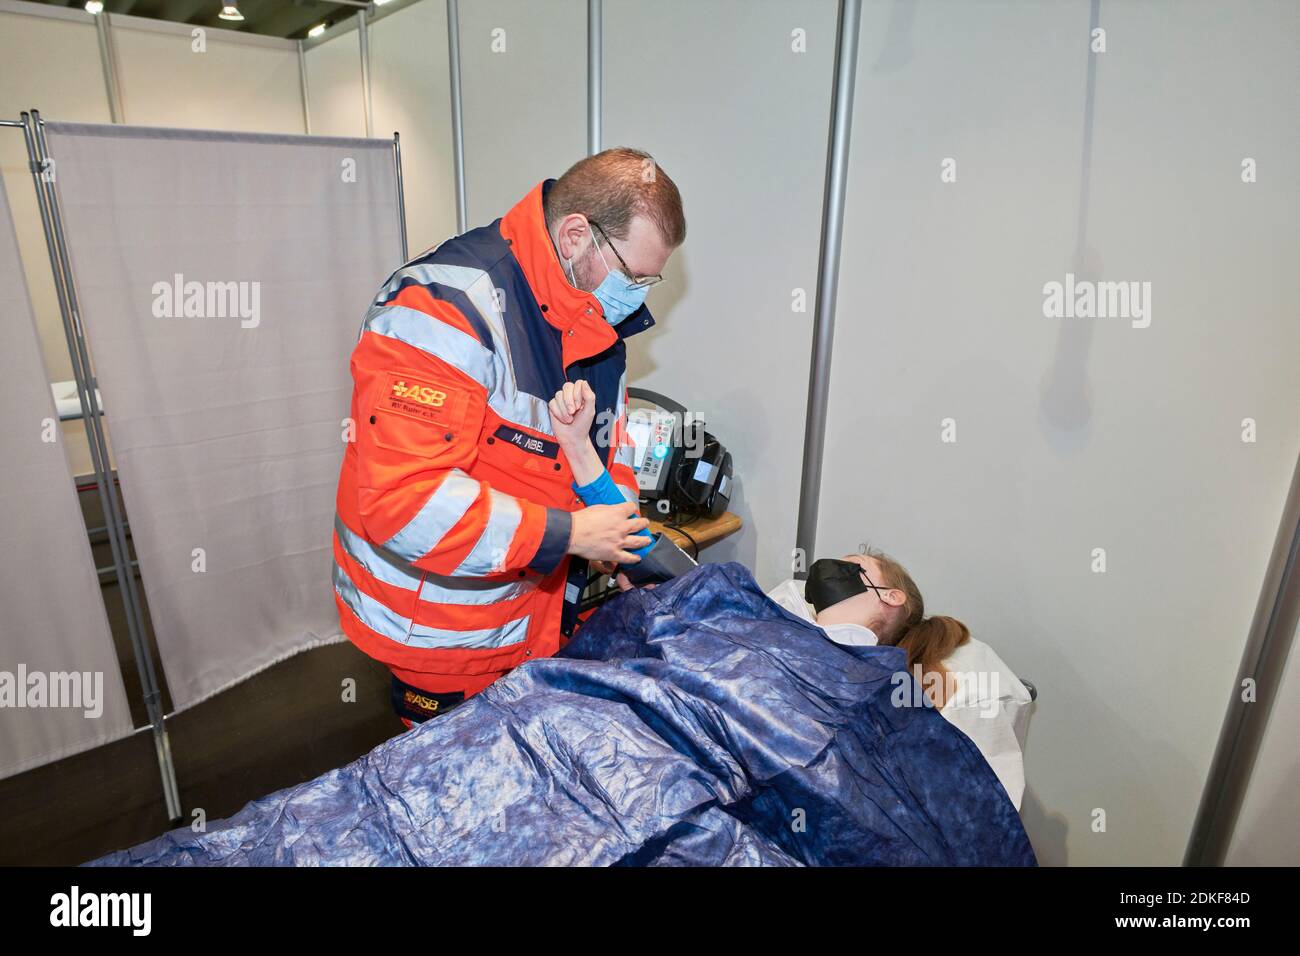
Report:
334,561,530,649
335,516,533,606
383,469,481,564
453,487,523,576
362,303,495,390
409,614,530,651
614,369,627,422
375,262,553,433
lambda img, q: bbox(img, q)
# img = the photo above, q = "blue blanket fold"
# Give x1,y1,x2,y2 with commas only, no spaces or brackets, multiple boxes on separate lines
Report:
89,561,1036,867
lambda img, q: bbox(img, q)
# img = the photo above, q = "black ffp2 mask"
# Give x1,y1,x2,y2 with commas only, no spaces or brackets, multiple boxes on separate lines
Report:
805,558,873,613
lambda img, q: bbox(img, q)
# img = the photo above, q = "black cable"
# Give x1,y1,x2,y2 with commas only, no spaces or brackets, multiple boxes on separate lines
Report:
662,521,701,559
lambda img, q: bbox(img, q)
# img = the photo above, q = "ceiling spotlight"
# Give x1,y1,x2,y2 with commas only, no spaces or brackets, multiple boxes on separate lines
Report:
218,3,244,21
84,1,104,13
374,0,395,5
307,23,326,38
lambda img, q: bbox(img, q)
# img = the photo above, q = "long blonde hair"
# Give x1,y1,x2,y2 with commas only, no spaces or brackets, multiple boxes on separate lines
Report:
867,550,970,707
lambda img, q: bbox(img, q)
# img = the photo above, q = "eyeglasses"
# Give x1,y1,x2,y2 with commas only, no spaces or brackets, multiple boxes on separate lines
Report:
588,218,664,287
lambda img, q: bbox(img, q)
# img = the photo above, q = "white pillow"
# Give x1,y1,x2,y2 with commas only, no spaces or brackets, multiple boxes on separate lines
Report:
940,637,1033,810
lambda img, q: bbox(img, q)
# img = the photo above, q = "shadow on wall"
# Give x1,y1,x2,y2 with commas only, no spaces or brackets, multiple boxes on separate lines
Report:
701,474,757,574
868,0,917,75
1039,0,1101,457
1038,247,1101,456
1226,759,1300,865
1019,785,1069,866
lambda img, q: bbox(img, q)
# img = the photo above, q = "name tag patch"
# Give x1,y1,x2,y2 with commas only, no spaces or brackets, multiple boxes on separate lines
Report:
494,424,560,459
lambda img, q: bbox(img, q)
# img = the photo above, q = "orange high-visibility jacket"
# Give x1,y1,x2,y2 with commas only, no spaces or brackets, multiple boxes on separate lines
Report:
332,181,653,687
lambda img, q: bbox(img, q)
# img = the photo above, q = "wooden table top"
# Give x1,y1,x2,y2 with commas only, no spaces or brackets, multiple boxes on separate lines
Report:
647,510,742,556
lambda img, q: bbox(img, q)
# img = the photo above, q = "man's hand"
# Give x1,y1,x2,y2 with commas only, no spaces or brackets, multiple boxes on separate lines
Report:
590,560,658,592
568,503,652,564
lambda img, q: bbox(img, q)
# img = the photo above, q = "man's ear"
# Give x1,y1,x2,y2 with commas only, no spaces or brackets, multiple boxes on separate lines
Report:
555,213,590,261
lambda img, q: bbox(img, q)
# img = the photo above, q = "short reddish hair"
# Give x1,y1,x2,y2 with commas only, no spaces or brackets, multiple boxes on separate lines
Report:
545,147,686,247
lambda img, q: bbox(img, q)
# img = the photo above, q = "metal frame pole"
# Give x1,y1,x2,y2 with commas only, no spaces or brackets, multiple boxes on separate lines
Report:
587,0,602,156
20,110,182,822
793,0,861,575
1185,450,1300,864
394,132,409,262
446,0,467,233
298,39,312,135
358,9,374,138
94,11,124,124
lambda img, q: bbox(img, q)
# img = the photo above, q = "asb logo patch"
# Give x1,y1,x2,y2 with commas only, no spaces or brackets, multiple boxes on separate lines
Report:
390,675,465,724
375,371,465,428
404,690,443,714
393,380,447,407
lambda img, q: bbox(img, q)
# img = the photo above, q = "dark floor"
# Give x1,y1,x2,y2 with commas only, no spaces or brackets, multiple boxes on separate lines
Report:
0,476,401,865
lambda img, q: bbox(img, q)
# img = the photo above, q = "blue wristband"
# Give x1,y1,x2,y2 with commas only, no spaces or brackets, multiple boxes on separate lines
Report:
571,469,655,558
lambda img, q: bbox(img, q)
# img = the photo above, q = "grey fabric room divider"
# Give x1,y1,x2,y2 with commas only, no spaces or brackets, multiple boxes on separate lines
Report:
0,173,135,779
42,122,402,711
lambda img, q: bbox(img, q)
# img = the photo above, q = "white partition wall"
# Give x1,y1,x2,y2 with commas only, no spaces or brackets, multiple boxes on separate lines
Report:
0,178,135,779
457,0,586,225
304,22,367,138
604,0,838,588
42,123,402,710
110,14,305,134
370,0,458,256
816,0,1300,865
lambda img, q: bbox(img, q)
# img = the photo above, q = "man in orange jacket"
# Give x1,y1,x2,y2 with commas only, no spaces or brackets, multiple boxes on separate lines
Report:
332,148,685,727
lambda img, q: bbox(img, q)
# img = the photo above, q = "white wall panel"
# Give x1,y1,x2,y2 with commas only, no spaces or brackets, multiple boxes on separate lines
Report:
820,0,1300,865
604,0,837,590
111,16,303,134
457,0,585,225
370,0,458,256
304,25,366,138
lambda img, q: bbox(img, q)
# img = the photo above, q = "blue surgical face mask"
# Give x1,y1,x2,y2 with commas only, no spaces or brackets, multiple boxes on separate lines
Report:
565,225,649,327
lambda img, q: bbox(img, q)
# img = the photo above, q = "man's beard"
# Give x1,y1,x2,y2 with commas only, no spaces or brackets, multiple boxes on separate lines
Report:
569,241,603,293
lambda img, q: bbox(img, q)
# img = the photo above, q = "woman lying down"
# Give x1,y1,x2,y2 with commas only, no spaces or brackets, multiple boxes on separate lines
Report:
551,381,1033,811
769,555,1032,810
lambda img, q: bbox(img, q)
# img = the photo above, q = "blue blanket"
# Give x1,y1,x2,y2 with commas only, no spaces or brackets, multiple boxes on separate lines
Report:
90,562,1036,866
